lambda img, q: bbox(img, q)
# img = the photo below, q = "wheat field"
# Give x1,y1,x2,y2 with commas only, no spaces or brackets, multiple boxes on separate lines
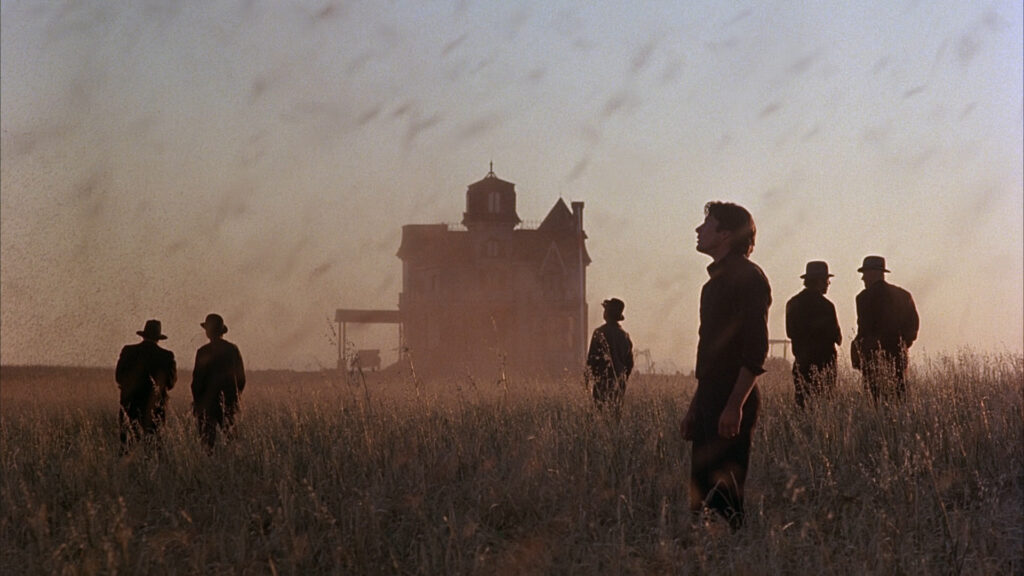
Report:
1,351,1021,575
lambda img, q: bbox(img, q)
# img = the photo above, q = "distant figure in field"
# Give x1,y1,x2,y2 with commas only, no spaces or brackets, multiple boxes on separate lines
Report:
191,313,246,451
115,319,177,453
680,201,771,531
785,261,842,408
852,256,919,403
586,297,634,414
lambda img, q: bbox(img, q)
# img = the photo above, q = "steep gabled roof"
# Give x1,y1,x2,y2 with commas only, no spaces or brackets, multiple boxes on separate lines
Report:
538,198,575,232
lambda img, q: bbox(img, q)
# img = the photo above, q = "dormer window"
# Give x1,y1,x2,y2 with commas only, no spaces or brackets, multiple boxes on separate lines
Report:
488,191,501,213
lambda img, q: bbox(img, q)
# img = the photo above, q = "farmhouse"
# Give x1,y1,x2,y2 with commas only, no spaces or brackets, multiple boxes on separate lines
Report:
337,166,590,379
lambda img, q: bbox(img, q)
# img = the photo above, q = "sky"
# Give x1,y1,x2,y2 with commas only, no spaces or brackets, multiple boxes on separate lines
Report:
2,1,1022,372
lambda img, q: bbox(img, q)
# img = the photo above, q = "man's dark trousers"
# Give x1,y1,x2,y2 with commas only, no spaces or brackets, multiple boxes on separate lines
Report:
689,385,760,530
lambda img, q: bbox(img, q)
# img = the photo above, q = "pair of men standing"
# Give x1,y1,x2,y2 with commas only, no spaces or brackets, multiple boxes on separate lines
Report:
786,256,920,406
115,313,246,453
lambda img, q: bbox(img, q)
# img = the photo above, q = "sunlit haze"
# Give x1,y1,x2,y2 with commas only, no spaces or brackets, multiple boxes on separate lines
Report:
2,1,1022,371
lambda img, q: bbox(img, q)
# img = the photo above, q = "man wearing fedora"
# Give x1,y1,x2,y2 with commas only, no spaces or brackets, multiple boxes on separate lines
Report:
191,313,246,451
785,261,843,408
115,319,177,453
586,297,635,414
680,201,771,531
852,256,919,403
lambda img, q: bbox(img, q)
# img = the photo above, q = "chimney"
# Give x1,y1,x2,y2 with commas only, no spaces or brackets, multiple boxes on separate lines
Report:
571,201,586,365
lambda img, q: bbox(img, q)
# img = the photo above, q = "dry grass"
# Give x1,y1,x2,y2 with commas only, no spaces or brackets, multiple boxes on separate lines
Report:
1,351,1021,575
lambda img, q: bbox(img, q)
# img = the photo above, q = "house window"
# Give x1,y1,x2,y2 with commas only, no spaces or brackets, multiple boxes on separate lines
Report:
488,191,501,213
484,239,501,258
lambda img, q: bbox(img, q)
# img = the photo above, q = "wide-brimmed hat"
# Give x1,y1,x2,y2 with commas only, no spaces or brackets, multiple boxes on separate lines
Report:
800,260,834,279
602,298,625,321
201,313,228,335
857,255,890,273
137,319,168,340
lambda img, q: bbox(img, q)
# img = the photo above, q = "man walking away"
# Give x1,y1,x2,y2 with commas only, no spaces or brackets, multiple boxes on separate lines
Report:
785,261,842,408
586,297,635,415
116,319,176,453
191,313,246,451
852,256,919,403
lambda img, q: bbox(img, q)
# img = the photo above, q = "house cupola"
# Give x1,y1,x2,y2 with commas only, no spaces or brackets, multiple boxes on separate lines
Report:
462,163,521,232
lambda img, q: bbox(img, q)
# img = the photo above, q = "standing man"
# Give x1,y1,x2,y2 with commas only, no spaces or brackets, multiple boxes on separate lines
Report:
115,319,177,453
586,297,635,414
785,261,842,408
191,313,246,451
852,256,919,403
680,201,771,531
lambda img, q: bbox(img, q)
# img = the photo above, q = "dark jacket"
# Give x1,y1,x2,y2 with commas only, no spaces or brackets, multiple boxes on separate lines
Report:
191,339,246,417
587,322,634,386
786,288,842,367
854,280,919,363
694,253,772,413
115,340,177,410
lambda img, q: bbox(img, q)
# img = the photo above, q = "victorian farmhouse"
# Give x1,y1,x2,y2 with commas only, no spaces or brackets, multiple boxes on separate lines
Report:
337,167,590,379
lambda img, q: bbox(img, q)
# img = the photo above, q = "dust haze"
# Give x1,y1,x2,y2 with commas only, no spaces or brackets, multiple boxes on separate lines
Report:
2,1,1021,371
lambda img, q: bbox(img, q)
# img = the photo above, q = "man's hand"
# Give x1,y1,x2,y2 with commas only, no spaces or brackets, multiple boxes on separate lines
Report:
680,408,696,441
717,404,742,438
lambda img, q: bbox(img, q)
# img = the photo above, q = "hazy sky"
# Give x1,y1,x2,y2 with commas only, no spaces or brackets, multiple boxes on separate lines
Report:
2,1,1022,371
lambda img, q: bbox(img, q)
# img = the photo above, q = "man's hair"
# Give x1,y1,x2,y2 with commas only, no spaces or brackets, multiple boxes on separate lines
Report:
705,201,756,257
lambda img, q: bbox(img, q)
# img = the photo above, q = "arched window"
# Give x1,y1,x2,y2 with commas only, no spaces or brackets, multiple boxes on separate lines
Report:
488,191,501,213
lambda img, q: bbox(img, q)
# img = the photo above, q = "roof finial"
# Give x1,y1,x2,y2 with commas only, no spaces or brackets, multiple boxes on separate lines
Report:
487,160,495,178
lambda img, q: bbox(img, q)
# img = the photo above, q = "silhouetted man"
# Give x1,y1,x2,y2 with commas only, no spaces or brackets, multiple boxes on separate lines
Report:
852,256,919,403
116,319,176,453
586,297,634,414
680,201,771,531
191,313,246,451
785,261,842,408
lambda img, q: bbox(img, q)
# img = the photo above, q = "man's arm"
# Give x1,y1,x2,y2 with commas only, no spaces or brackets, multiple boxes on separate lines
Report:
623,333,634,377
785,298,800,341
115,346,131,388
830,301,843,346
902,292,920,347
720,268,770,437
680,398,698,440
234,346,246,393
164,351,177,391
191,350,204,398
718,367,758,438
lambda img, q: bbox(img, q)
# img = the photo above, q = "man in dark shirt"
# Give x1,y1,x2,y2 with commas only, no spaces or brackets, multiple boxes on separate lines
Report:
191,313,246,451
115,319,177,453
852,256,919,403
785,261,842,408
680,201,771,530
586,297,635,415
